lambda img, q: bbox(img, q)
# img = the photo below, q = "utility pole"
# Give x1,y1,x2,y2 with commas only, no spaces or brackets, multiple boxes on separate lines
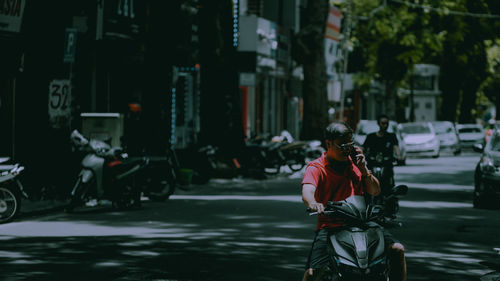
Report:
339,0,352,121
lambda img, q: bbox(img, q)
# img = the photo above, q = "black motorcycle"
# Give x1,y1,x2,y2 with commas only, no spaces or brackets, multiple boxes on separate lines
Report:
308,185,408,280
0,158,26,223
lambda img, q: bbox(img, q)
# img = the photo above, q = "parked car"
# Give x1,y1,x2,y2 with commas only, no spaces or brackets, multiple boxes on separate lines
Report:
354,119,407,164
431,121,461,155
398,122,440,158
456,123,485,149
473,127,500,208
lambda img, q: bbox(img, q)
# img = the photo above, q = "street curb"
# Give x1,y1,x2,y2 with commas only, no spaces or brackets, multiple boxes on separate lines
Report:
19,200,69,219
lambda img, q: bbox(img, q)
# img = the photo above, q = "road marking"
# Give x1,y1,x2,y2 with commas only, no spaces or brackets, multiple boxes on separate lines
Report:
397,182,473,191
399,200,471,208
170,195,302,202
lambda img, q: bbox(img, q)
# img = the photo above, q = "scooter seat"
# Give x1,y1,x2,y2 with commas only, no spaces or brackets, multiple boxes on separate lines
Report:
0,165,16,172
0,157,10,164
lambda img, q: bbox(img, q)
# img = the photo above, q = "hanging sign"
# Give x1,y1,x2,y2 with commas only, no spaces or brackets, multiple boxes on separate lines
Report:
48,80,71,128
0,0,26,33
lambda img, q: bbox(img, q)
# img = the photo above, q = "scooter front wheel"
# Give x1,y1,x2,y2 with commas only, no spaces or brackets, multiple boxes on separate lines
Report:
0,185,21,224
147,178,175,201
66,177,92,212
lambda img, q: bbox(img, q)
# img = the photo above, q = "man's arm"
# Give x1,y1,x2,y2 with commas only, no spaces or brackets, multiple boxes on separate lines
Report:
393,144,402,161
353,147,380,196
363,172,381,196
392,133,402,161
302,184,324,213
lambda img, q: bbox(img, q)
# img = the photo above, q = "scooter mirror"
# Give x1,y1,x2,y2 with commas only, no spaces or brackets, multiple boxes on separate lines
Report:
392,185,408,196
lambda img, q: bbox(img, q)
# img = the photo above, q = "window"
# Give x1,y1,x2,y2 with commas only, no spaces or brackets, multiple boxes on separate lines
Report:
413,76,434,90
401,124,431,134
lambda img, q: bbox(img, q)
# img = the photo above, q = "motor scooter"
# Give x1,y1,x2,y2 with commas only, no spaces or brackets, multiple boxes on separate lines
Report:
308,185,408,280
0,157,26,223
66,130,146,211
365,152,405,222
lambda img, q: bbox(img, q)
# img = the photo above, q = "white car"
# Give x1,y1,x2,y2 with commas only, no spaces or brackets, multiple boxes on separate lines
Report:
398,122,440,158
354,119,407,164
456,124,485,149
431,121,461,155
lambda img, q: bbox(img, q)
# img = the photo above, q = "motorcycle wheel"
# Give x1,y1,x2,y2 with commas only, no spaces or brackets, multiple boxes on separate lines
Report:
0,185,21,224
285,150,306,172
113,182,142,210
288,162,305,172
147,178,175,202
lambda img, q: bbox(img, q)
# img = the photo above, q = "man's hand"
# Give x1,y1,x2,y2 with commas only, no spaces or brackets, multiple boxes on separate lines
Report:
308,202,325,214
352,147,370,176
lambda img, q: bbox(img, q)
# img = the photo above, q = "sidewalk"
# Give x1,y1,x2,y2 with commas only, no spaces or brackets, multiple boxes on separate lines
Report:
174,168,305,196
16,168,305,218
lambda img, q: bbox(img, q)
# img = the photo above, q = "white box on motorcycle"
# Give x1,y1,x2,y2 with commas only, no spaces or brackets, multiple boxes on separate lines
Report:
81,113,124,147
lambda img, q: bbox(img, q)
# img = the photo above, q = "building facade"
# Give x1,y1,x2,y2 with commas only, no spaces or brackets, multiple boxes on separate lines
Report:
0,0,200,191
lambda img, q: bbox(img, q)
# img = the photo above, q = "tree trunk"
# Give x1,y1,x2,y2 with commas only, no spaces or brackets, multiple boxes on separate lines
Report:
439,78,461,122
459,80,480,124
384,80,397,120
439,52,465,122
295,0,330,140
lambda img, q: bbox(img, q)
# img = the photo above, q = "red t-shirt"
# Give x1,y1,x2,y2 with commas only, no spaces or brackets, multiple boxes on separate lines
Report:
302,152,364,230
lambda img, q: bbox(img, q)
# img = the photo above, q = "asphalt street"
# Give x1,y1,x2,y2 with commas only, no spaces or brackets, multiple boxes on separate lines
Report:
0,151,499,281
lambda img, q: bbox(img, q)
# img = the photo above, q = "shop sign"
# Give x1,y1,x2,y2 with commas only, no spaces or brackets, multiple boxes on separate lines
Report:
239,73,256,86
325,6,341,42
48,80,71,128
0,0,26,33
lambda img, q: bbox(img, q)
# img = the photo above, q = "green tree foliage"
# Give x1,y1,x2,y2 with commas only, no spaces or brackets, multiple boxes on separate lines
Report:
436,0,493,123
344,0,499,123
479,39,500,118
347,0,443,121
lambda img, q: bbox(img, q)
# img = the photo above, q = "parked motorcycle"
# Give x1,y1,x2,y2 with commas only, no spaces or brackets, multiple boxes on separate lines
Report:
248,132,308,175
480,247,500,281
305,140,325,160
187,144,219,184
0,157,26,223
308,186,408,280
66,130,145,211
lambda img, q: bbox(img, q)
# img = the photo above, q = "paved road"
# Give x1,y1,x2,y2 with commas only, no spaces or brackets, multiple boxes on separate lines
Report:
392,152,500,280
0,152,498,280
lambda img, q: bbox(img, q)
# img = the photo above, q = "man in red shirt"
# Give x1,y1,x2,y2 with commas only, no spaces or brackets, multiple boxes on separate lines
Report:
301,122,406,281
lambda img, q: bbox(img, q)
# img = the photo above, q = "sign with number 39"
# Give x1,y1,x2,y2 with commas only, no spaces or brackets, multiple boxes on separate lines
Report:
48,80,71,128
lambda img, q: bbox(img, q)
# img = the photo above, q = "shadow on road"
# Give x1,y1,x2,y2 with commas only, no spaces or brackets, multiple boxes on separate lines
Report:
1,198,313,281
